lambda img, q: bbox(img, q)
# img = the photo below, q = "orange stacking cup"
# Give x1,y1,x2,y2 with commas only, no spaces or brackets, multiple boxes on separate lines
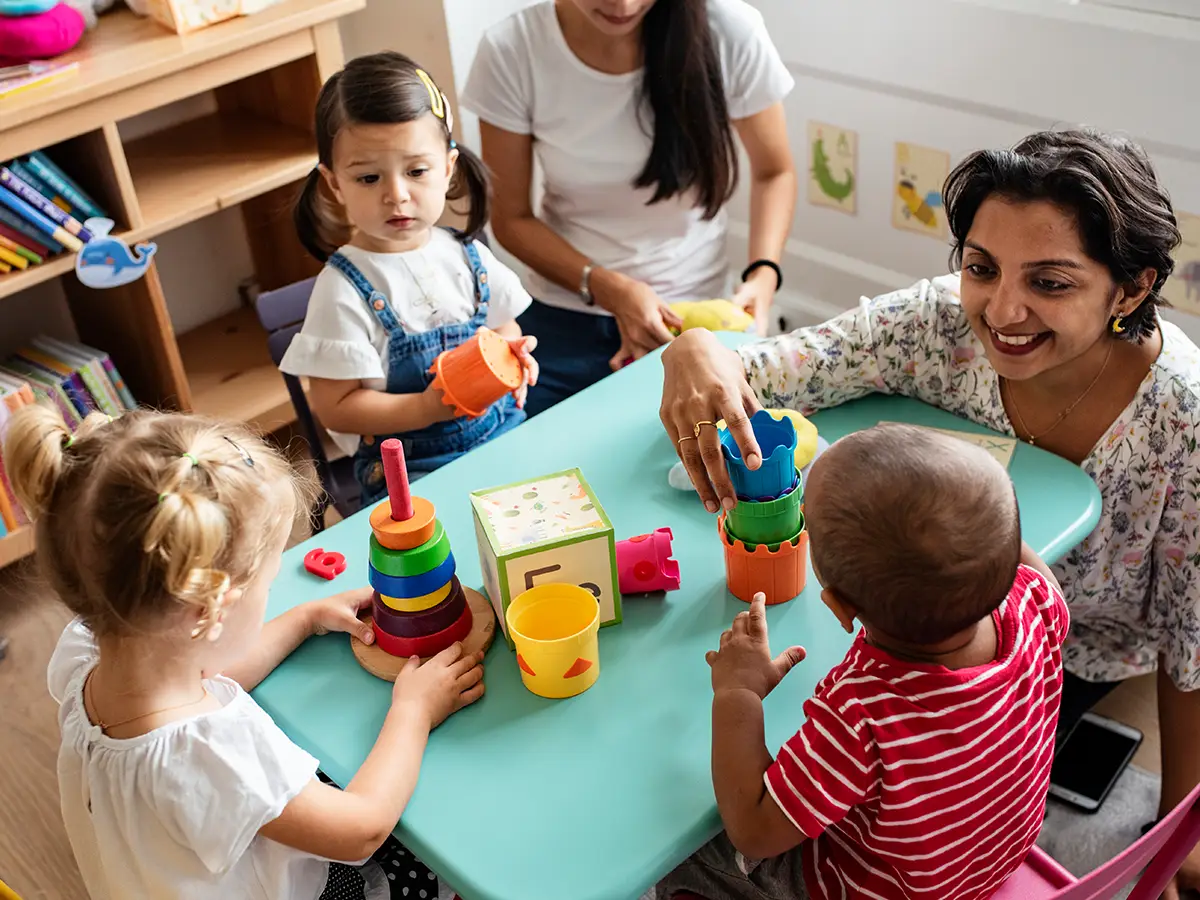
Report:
718,512,808,605
428,327,524,418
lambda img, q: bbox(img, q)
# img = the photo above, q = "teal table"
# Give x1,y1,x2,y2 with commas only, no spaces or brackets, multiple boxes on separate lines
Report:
254,339,1101,900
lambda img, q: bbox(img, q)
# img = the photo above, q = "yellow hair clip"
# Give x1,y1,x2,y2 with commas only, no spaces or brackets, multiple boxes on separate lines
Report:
414,68,445,120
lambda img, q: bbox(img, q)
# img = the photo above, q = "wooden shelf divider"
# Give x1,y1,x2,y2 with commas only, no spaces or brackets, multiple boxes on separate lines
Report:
0,0,361,568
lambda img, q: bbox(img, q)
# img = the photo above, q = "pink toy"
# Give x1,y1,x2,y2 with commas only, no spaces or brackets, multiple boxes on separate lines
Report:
616,527,680,595
303,547,346,581
0,3,85,66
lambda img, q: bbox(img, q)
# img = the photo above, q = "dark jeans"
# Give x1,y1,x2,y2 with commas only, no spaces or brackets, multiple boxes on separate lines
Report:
517,299,622,417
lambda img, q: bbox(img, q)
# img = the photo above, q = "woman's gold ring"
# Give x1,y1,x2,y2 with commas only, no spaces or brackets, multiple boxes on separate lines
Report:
693,420,718,438
677,435,697,446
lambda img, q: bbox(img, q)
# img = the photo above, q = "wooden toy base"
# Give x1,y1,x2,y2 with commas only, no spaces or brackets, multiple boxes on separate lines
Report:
351,586,496,682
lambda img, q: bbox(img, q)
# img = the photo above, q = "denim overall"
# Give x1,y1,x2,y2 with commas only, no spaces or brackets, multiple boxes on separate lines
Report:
327,237,525,505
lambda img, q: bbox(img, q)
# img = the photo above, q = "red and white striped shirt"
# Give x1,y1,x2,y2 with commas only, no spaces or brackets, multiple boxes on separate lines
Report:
765,564,1068,900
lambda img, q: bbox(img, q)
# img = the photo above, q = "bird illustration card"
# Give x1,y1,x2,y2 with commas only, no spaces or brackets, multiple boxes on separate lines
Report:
1161,210,1200,317
881,421,1017,469
892,142,951,240
807,121,858,215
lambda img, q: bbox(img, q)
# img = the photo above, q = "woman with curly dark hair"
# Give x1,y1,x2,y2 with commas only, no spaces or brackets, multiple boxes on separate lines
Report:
659,128,1200,895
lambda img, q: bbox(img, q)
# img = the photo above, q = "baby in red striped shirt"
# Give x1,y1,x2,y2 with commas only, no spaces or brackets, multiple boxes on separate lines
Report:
658,422,1069,900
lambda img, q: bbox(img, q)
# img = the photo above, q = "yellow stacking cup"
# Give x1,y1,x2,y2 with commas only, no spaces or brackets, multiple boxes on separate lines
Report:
505,584,601,700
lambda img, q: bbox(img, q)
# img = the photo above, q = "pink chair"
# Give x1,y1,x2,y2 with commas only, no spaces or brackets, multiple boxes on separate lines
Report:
672,781,1200,900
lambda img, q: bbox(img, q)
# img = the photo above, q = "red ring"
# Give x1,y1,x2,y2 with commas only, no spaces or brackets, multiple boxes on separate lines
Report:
372,602,473,658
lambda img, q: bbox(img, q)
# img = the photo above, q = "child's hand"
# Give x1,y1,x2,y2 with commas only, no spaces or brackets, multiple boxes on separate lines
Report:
423,380,459,422
507,335,539,410
306,587,375,646
706,593,806,700
391,642,485,728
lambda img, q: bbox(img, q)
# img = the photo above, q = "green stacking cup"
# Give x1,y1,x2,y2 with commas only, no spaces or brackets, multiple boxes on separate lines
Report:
726,474,803,547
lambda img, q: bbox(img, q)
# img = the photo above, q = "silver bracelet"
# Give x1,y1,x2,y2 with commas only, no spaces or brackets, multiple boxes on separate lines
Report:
580,263,595,305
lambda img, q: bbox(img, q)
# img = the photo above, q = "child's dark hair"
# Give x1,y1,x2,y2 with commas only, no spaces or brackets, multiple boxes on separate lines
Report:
944,128,1181,343
295,52,490,262
806,423,1022,645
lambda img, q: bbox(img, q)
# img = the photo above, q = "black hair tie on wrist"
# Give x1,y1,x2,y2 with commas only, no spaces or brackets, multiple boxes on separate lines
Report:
741,259,782,291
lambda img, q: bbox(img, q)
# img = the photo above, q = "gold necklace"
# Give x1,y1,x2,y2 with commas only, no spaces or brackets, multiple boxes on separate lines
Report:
1003,341,1113,446
84,670,210,734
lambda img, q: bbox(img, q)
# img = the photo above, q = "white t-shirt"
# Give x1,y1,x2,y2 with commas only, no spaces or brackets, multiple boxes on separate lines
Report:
460,0,794,315
279,230,533,456
48,619,328,900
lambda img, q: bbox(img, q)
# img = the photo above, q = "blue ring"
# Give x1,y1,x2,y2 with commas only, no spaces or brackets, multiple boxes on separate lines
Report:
369,551,456,598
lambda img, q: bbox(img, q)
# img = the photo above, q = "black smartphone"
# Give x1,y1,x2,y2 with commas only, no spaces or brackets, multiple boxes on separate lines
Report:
1049,712,1143,813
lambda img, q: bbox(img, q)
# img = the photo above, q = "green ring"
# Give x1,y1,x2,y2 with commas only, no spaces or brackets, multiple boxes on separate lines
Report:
369,519,450,577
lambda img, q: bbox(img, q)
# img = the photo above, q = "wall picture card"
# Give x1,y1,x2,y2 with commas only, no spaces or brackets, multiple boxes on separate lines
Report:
807,121,858,215
1162,210,1200,317
892,142,951,240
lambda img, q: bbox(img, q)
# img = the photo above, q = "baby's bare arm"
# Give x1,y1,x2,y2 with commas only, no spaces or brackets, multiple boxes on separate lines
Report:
712,689,805,860
1020,541,1063,596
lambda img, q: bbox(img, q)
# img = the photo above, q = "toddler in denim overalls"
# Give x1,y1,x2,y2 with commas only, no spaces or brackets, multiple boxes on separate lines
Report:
280,55,537,509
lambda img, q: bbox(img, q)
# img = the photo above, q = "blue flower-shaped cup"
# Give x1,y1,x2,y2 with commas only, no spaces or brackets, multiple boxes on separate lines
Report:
720,409,798,500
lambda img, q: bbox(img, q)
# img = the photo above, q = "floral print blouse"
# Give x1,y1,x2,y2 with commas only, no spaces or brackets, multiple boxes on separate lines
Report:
739,274,1200,689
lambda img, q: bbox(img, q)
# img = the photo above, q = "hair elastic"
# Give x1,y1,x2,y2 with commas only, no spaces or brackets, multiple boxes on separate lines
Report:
181,452,200,467
449,139,457,150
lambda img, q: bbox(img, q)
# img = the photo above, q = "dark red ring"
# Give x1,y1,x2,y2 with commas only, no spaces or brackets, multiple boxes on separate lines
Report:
372,602,473,658
372,577,465,639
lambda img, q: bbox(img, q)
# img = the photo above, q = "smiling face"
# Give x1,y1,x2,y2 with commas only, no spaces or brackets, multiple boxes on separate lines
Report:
563,0,656,35
321,116,455,253
958,197,1146,382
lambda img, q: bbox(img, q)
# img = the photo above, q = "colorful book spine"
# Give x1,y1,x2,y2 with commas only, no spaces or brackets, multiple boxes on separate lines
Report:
31,338,120,417
0,245,27,270
25,151,104,221
0,396,12,531
100,357,136,410
0,207,62,254
0,234,41,265
0,186,81,252
8,159,71,216
33,337,125,414
0,168,91,244
9,351,93,417
0,366,78,429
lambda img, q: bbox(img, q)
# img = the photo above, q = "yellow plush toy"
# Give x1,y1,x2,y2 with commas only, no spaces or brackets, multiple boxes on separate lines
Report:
717,408,819,470
668,299,755,335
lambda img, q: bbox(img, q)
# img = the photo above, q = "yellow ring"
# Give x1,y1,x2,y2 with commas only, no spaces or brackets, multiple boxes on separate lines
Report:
380,579,452,612
677,435,697,446
693,420,717,438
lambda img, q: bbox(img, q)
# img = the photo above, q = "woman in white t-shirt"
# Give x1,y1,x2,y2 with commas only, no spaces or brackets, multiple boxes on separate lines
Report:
462,0,796,415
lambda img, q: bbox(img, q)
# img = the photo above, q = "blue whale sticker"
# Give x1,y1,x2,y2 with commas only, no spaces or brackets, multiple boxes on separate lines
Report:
75,218,157,289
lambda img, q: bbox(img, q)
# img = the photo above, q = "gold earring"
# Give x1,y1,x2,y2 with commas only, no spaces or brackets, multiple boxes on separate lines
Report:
1112,317,1126,334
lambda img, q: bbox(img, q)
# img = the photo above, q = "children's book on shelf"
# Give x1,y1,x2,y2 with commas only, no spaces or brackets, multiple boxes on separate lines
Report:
31,336,130,415
0,376,35,530
8,348,95,417
0,149,108,283
0,363,81,429
23,151,105,222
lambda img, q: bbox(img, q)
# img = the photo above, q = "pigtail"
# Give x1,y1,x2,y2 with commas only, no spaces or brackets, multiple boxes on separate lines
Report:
144,445,231,629
449,143,492,243
294,168,340,263
4,403,71,519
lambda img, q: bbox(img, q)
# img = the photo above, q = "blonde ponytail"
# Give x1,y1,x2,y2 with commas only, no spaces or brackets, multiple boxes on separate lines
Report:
4,406,317,637
4,403,73,518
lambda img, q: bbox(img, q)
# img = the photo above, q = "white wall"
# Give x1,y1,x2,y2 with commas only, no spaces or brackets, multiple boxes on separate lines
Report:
737,0,1200,337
